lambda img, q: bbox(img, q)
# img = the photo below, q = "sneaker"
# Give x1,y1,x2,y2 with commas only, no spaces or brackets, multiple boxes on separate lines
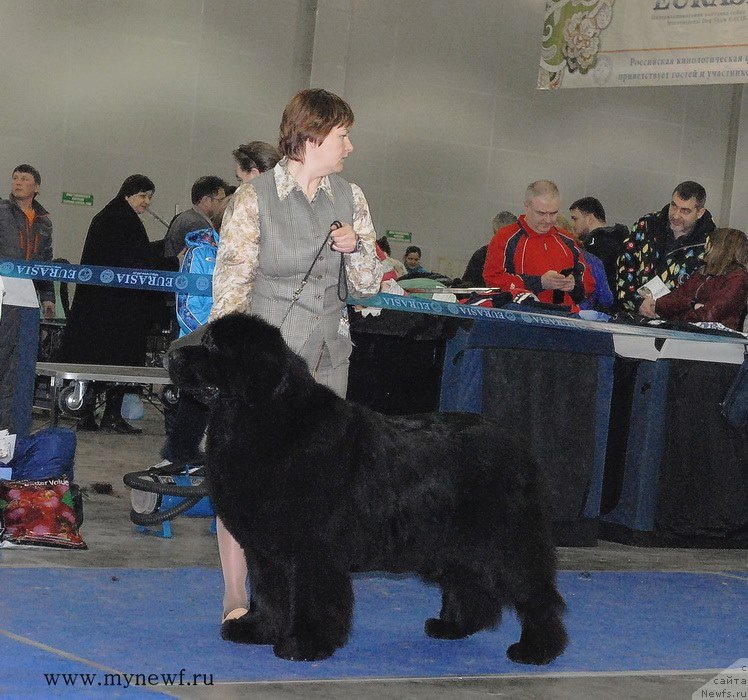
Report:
100,416,142,435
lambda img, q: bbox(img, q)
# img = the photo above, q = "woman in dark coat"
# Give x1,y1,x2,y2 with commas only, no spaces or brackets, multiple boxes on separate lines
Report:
61,175,181,433
640,227,748,331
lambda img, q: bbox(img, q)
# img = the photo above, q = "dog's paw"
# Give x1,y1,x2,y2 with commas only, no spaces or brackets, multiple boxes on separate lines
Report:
220,614,276,645
424,617,469,640
506,641,561,665
273,635,336,662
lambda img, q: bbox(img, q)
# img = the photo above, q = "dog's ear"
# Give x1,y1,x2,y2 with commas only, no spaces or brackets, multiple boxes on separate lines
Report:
206,313,287,362
202,313,291,401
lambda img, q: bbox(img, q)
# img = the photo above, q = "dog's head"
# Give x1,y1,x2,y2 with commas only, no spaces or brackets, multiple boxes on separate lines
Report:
167,313,294,402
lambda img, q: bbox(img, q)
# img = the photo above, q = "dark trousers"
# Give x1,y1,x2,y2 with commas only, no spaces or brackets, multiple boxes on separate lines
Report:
77,383,127,422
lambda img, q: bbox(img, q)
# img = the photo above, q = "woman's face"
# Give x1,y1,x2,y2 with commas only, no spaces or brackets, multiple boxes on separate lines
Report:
309,125,353,175
235,163,261,184
125,191,153,214
404,252,421,269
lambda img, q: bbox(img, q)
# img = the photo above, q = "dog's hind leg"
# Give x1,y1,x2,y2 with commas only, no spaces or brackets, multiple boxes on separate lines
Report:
272,558,353,662
507,583,568,665
221,552,289,646
425,567,503,640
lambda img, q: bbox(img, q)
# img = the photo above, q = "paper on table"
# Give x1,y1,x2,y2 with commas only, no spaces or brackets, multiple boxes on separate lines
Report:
0,276,39,308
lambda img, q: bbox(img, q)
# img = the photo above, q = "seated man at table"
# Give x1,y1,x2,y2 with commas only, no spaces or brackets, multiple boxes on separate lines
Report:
483,180,594,312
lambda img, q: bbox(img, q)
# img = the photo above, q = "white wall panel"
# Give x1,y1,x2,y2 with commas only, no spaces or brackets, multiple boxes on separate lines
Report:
0,0,739,273
0,0,312,262
312,0,737,273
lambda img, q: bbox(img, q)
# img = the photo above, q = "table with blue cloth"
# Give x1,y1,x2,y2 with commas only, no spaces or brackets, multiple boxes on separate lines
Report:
441,314,747,546
349,298,747,547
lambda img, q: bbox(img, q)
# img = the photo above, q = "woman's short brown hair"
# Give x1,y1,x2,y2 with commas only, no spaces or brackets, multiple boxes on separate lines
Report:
703,227,748,276
278,89,354,162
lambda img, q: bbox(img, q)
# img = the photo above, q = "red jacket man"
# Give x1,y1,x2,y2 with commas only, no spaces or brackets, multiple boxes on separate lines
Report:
483,180,594,311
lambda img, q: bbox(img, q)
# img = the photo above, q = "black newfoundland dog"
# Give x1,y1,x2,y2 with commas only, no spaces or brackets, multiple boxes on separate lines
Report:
168,313,567,664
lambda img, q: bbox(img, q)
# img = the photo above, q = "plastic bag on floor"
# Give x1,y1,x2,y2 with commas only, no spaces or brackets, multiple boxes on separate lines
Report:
4,428,76,481
0,477,86,549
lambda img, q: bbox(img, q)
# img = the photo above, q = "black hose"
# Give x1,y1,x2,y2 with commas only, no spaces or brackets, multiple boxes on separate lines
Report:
129,494,204,526
151,461,201,476
122,468,210,497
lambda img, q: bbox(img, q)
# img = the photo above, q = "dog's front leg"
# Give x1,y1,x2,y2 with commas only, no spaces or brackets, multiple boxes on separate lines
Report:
272,555,353,662
221,551,289,646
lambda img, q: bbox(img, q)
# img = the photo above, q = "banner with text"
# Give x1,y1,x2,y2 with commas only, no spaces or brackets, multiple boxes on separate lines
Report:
0,259,212,296
538,0,748,89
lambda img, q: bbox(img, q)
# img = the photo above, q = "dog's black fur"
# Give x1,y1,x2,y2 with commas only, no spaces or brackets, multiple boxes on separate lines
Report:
168,313,568,664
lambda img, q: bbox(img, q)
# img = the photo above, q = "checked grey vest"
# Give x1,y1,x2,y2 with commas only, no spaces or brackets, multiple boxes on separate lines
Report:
251,170,354,369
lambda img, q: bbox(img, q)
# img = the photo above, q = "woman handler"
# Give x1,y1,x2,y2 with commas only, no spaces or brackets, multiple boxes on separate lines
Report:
208,89,382,625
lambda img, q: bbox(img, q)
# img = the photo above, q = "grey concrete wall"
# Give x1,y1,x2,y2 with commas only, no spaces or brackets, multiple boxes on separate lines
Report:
312,0,738,276
0,0,314,261
0,0,739,276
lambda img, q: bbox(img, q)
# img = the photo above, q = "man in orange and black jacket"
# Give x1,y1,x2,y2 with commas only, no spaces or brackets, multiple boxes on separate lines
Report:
0,164,54,437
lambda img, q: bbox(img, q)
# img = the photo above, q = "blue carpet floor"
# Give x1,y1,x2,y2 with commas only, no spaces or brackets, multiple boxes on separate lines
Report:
1,569,746,697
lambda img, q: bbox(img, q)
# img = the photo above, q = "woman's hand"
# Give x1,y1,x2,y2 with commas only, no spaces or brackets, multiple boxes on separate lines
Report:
639,297,657,318
330,223,358,253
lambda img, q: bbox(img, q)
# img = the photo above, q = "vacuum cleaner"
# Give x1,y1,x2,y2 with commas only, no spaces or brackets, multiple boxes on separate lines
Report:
123,461,213,538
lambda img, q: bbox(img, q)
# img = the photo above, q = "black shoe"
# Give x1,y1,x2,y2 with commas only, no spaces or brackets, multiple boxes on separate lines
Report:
76,414,99,431
100,416,142,435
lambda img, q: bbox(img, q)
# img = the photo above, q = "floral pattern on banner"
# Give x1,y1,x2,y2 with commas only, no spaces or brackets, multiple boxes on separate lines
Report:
538,0,615,90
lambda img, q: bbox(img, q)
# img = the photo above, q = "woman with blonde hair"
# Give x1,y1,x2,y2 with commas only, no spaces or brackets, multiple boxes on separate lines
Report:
640,227,748,331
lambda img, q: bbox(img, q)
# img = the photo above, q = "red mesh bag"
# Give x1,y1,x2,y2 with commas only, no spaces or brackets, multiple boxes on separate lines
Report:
0,478,87,549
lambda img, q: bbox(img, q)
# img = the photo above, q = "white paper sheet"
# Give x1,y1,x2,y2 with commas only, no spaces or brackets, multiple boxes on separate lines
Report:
0,276,39,308
637,276,670,301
